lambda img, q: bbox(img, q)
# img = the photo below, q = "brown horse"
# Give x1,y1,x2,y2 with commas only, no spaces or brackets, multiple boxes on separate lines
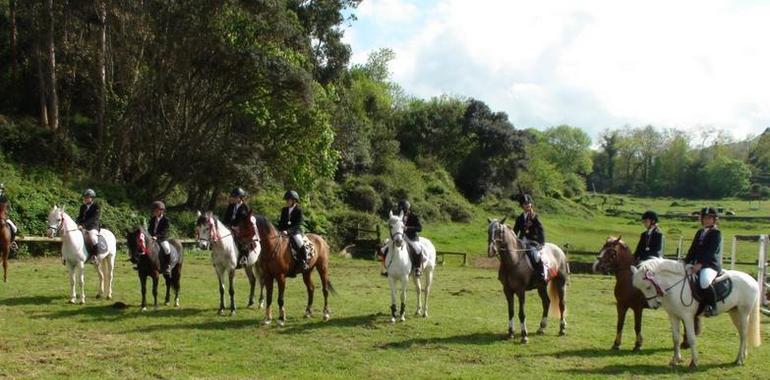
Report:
0,202,9,282
487,218,569,342
254,215,334,326
594,236,699,351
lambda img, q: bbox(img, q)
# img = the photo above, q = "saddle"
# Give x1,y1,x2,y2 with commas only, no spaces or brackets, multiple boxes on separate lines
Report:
86,234,109,258
689,270,733,314
290,235,315,262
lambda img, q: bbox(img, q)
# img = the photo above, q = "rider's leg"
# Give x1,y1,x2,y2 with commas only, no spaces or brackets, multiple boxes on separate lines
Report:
526,245,546,281
6,219,18,250
160,241,172,275
699,267,718,316
291,233,309,271
408,239,423,277
86,229,99,260
379,240,390,276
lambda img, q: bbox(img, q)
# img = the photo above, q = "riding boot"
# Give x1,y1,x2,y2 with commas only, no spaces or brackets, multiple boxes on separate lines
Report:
413,252,422,277
300,246,310,272
8,226,18,252
86,243,98,263
703,285,718,317
379,246,389,277
237,249,247,269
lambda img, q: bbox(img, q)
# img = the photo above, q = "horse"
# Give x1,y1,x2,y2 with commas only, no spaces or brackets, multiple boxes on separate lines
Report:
0,202,10,282
384,210,436,322
254,215,334,326
487,218,569,342
631,258,761,367
126,227,183,310
593,236,649,351
46,205,117,303
195,211,261,315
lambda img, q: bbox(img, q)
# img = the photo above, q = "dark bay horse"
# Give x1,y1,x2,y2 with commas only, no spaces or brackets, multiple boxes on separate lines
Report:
594,236,699,351
0,202,9,282
126,228,183,310
487,218,569,342
254,215,335,326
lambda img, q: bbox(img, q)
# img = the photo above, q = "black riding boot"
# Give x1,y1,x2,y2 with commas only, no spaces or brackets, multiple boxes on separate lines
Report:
526,248,545,282
237,247,247,268
412,252,422,277
299,246,310,272
702,285,717,317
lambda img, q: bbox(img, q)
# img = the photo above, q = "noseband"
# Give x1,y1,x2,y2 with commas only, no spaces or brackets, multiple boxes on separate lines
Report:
47,213,79,235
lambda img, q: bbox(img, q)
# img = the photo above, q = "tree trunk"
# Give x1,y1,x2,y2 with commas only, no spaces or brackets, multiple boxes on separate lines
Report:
35,45,50,129
9,0,18,79
96,0,107,148
46,0,59,131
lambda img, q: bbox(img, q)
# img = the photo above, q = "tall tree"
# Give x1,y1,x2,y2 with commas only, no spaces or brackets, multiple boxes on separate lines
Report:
95,0,107,148
45,0,58,130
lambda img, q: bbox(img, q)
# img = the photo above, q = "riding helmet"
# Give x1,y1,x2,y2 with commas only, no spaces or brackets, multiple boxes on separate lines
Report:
641,210,658,223
83,188,96,198
398,200,411,212
700,207,718,217
230,187,247,198
152,201,166,211
518,194,534,206
284,190,300,202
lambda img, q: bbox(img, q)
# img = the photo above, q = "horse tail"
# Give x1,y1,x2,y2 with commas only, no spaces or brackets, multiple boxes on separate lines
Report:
547,279,565,318
327,280,338,296
749,289,762,348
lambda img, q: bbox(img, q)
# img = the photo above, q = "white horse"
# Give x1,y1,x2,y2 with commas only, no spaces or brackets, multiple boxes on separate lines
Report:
631,258,761,368
46,205,116,304
385,210,436,323
195,211,262,315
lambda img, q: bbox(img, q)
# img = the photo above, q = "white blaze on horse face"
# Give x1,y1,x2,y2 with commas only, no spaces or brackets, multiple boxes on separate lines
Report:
389,216,405,247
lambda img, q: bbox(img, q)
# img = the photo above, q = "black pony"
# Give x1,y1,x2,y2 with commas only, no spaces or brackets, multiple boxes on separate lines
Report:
126,227,183,310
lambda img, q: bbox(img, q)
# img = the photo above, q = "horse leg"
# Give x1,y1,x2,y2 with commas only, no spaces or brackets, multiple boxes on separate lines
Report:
173,269,181,308
264,274,274,325
422,269,433,318
669,315,683,366
151,272,159,309
556,277,567,336
536,286,549,335
611,304,628,350
302,271,315,318
68,263,77,304
318,264,331,321
140,273,148,311
228,269,236,316
277,275,286,326
399,275,407,322
105,255,114,300
729,309,748,365
388,276,398,323
246,265,257,308
412,271,423,316
217,268,226,315
504,286,515,340
78,261,86,304
164,273,171,305
518,291,528,344
95,260,104,299
683,316,698,368
632,306,643,352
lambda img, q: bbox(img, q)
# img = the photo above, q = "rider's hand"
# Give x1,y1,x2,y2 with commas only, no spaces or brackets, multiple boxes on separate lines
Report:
281,231,288,236
151,236,157,241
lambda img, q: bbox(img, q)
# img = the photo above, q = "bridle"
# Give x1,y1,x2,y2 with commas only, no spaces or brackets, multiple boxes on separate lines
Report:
640,269,688,304
197,216,232,244
47,211,80,235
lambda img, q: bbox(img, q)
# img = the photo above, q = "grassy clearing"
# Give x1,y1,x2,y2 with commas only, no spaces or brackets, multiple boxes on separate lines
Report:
2,255,770,379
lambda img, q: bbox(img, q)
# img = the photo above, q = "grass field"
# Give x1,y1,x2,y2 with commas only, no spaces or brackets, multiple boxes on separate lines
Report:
3,253,770,379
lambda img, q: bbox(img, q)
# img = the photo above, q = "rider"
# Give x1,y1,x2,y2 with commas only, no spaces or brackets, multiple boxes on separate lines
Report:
76,188,101,263
149,201,173,276
278,190,309,273
513,194,547,283
684,207,722,317
633,210,663,264
222,187,251,267
399,200,423,277
0,183,19,252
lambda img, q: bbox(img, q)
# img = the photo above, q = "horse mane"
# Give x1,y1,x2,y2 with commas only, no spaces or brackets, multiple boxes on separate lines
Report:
254,214,276,235
638,257,684,276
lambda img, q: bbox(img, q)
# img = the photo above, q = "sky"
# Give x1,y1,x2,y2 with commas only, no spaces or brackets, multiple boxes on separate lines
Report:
342,0,770,141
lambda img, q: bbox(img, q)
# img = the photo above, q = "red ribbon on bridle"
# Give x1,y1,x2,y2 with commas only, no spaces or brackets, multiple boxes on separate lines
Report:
137,232,150,255
644,270,665,297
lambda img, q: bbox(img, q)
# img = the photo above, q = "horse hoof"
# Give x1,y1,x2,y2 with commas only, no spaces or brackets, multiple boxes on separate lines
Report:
735,359,745,366
632,345,641,353
164,302,170,306
323,313,330,322
611,344,620,351
304,313,312,319
278,319,285,327
106,295,112,301
422,312,429,319
174,301,180,308
247,303,255,309
507,334,515,341
263,319,272,326
230,310,236,317
536,329,545,336
259,302,265,309
520,336,529,344
95,294,102,300
218,309,225,316
414,311,421,317
399,316,406,322
69,298,77,304
688,361,697,370
80,299,86,305
390,317,396,324
141,307,147,312
558,330,566,337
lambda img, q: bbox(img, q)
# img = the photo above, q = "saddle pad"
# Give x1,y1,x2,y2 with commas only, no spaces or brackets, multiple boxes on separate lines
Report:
291,236,315,260
714,277,733,303
95,235,109,256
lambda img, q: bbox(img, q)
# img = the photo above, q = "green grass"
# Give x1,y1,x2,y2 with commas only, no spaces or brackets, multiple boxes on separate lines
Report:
3,255,770,379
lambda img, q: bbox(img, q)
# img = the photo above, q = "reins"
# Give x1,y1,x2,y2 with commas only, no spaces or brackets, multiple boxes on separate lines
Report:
492,223,530,259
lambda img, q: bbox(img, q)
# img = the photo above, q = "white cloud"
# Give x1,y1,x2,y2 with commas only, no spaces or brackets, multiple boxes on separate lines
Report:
357,0,420,24
348,0,770,139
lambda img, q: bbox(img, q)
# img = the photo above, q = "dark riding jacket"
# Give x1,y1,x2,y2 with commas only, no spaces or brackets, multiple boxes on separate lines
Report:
513,212,545,245
684,226,721,271
223,202,250,228
76,202,101,230
279,205,304,235
149,215,170,242
633,226,663,262
404,212,422,241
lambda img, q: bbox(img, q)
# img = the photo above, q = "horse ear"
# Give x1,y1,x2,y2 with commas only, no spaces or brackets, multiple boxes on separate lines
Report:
500,217,507,225
630,265,638,274
487,218,492,224
389,210,394,218
398,210,404,219
196,210,202,217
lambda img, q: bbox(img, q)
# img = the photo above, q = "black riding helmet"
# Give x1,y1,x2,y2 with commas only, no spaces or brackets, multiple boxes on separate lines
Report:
83,188,96,198
700,207,718,218
230,187,247,198
641,210,658,223
518,194,534,206
284,190,300,202
398,200,411,212
152,201,166,211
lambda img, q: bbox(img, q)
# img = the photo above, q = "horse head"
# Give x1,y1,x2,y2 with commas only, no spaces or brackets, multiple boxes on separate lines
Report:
46,205,65,238
630,264,665,309
125,227,154,264
486,217,508,258
388,210,406,248
194,211,213,250
593,236,628,274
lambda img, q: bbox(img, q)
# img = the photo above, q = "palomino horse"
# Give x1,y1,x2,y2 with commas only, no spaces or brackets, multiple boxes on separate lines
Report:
47,206,117,303
254,215,334,326
385,210,436,322
593,236,648,351
632,259,761,367
126,228,184,310
487,218,569,342
0,202,10,282
195,212,261,315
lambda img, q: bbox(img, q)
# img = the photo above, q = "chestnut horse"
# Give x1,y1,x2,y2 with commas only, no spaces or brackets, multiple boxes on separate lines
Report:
254,215,334,326
0,202,10,282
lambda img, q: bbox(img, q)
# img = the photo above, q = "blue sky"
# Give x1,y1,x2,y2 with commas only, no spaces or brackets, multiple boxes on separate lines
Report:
342,0,770,141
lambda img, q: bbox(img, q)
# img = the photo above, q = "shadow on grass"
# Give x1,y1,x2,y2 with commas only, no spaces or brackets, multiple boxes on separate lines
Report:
276,313,385,335
29,303,208,322
376,332,504,349
559,361,734,376
531,346,670,358
122,318,256,333
0,295,59,306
